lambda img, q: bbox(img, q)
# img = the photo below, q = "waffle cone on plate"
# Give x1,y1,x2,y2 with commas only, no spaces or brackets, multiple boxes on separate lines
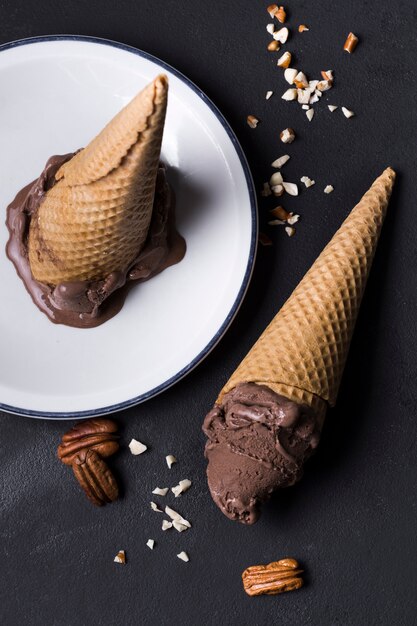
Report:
28,74,168,284
219,168,396,423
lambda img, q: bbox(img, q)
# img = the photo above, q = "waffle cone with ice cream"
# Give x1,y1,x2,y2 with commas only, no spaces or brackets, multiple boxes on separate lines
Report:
219,167,396,421
28,74,168,284
203,168,396,523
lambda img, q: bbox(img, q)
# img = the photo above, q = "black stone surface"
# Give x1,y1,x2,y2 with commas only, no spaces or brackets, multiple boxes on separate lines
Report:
1,1,416,624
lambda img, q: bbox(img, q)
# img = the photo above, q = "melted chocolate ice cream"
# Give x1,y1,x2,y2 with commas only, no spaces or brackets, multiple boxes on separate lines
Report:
202,383,321,524
6,153,185,328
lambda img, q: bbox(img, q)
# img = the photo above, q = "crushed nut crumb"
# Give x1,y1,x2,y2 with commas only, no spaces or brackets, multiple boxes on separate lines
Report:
324,185,334,194
343,32,359,53
146,539,155,550
177,551,189,563
342,107,355,118
129,439,147,455
247,115,259,128
166,455,177,469
114,550,126,564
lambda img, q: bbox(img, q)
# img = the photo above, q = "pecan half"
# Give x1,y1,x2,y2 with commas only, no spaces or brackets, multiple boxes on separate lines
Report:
57,419,119,465
242,558,303,596
72,449,119,506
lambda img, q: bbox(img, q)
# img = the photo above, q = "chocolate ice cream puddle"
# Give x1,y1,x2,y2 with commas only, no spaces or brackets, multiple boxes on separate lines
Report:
6,153,186,328
203,383,321,524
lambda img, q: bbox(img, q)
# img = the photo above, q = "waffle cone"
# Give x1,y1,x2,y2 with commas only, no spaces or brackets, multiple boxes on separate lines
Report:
28,75,168,284
219,168,396,421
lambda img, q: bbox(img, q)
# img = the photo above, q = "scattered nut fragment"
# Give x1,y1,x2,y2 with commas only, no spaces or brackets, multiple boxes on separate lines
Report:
261,182,272,197
297,89,311,104
268,219,286,226
309,80,319,90
267,4,279,18
284,68,298,84
282,182,298,196
342,107,355,118
298,24,309,32
282,88,297,101
271,184,284,197
328,105,338,112
302,104,310,110
270,171,284,186
324,185,334,194
152,487,169,496
266,23,275,35
294,71,308,88
276,6,286,23
259,232,273,246
242,558,303,596
287,213,300,225
321,70,334,81
57,419,119,466
173,520,189,532
165,506,191,528
309,93,319,104
277,51,292,68
172,479,192,497
280,128,295,144
270,205,290,220
300,176,315,188
344,32,359,53
271,154,290,168
273,27,289,43
166,454,177,469
306,108,314,122
316,80,332,92
114,550,126,564
151,501,163,512
267,40,280,51
146,539,155,550
266,90,274,100
177,551,189,563
285,226,296,237
247,115,259,129
129,438,147,455
162,520,173,531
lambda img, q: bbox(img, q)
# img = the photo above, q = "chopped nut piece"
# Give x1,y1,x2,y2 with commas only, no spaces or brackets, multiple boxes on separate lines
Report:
166,454,177,468
177,551,189,563
302,104,310,110
282,88,297,101
242,559,303,596
165,506,191,527
271,154,290,168
297,88,311,104
270,205,290,220
261,182,272,197
309,80,319,91
280,127,295,144
284,68,298,84
267,40,280,51
315,89,323,98
271,184,284,197
277,51,292,68
276,6,286,23
285,226,296,237
316,80,332,92
324,185,334,194
247,115,259,129
287,213,300,225
162,520,173,531
266,23,275,35
282,182,298,196
342,107,355,118
294,71,308,87
173,520,189,532
300,176,315,188
268,219,286,226
273,26,289,43
321,70,334,81
309,93,319,104
114,550,126,564
344,32,359,53
298,24,309,32
306,108,314,122
146,539,155,550
270,173,284,188
266,90,274,100
259,232,273,246
328,105,338,112
267,4,279,18
151,501,163,512
129,438,147,455
152,487,169,496
172,479,192,497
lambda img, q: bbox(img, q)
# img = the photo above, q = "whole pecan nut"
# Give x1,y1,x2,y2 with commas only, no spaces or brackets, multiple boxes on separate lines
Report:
57,418,119,465
242,558,303,596
72,449,119,506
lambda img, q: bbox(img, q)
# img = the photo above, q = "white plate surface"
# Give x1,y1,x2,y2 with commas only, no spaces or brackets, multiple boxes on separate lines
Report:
0,36,257,418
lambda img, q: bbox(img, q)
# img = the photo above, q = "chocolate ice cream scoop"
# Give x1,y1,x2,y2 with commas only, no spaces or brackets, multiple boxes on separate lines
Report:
203,383,320,524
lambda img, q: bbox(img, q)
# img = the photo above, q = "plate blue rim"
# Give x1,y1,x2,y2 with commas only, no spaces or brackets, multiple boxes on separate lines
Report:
0,34,258,419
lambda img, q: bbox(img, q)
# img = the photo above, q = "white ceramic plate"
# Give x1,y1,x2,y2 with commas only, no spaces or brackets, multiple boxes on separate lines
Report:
0,36,257,418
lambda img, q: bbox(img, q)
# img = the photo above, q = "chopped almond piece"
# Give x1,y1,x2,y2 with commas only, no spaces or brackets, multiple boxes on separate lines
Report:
280,128,295,144
342,107,355,118
273,27,289,43
321,70,334,81
298,24,309,32
276,6,286,23
271,154,290,168
284,68,298,84
266,90,274,100
277,51,292,68
267,4,279,18
270,205,290,220
306,109,314,122
285,226,296,237
343,32,359,53
247,115,259,128
267,40,280,51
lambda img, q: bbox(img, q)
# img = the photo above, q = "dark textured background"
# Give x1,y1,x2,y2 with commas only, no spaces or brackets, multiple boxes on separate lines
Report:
1,1,416,624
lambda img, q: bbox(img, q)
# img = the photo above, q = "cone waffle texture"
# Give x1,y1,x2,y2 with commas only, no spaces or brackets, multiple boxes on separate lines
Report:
28,75,168,284
219,168,395,419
